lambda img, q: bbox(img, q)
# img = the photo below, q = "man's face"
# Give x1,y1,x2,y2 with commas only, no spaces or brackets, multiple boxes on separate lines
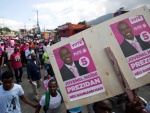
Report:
59,48,73,65
118,23,134,40
31,55,36,60
49,81,57,94
14,48,19,53
2,77,13,90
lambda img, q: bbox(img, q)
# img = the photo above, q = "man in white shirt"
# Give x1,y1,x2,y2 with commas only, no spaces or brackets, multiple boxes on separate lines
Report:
25,46,35,62
35,80,62,113
117,22,150,57
0,70,37,113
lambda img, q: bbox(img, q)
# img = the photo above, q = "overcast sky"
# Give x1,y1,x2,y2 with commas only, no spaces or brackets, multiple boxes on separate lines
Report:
0,0,149,31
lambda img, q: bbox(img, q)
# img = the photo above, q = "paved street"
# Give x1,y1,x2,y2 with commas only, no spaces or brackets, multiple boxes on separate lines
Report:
18,67,150,113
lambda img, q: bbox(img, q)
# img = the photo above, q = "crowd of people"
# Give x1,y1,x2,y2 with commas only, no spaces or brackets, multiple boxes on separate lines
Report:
0,36,150,113
0,36,54,83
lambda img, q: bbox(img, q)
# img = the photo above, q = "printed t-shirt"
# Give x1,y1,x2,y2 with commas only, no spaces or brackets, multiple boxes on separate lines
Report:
0,84,24,113
10,52,22,69
38,45,44,55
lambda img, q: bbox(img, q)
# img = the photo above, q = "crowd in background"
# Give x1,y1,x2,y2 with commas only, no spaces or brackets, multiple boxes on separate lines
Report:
0,36,56,84
0,36,150,113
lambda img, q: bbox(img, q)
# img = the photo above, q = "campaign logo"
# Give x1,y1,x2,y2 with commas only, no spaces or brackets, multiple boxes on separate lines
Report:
70,39,84,49
129,16,143,24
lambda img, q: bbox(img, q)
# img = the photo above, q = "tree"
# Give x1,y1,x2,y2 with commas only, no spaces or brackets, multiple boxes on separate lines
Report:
78,20,86,25
2,27,11,32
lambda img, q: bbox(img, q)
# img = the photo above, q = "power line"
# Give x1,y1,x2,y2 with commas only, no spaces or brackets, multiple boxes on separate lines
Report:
46,0,82,18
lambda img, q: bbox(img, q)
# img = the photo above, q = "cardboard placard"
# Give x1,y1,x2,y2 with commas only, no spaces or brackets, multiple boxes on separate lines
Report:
47,6,150,109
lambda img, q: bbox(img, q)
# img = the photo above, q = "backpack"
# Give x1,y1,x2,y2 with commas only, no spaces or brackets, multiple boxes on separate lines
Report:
44,89,62,112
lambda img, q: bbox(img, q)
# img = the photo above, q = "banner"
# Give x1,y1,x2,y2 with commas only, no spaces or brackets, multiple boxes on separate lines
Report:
110,15,150,78
53,38,105,101
6,48,14,60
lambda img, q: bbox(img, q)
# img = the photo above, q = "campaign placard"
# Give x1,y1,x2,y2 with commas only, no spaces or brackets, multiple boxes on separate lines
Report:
6,48,14,60
53,38,105,101
110,15,150,78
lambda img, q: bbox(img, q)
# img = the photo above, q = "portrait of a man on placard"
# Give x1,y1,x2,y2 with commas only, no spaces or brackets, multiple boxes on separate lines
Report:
110,15,150,78
59,46,88,81
117,21,150,57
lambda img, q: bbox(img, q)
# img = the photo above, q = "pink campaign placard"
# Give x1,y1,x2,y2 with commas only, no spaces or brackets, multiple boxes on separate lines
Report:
110,15,150,78
53,38,105,101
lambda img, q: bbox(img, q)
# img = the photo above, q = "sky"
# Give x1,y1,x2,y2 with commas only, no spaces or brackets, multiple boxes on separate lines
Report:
0,0,149,31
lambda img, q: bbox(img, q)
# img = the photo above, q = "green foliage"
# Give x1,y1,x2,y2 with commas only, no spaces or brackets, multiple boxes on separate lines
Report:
2,27,11,32
78,20,86,25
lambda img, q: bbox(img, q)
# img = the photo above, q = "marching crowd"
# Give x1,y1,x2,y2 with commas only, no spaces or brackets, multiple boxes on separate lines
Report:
0,36,150,113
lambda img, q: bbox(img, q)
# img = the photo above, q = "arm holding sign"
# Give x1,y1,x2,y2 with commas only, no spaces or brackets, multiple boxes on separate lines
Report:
125,94,147,113
105,47,147,113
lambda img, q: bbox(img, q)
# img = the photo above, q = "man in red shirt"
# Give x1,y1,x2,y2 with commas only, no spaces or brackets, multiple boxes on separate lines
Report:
10,47,23,84
20,42,27,65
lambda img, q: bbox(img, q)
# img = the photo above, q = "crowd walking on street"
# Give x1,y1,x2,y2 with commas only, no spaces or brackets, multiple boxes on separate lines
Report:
0,36,150,113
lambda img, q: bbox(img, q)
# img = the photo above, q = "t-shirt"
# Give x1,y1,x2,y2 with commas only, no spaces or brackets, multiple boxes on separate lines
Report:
68,106,82,112
25,49,35,59
38,45,44,55
20,45,25,53
10,52,22,69
42,52,50,64
43,45,50,53
39,91,61,109
0,84,24,113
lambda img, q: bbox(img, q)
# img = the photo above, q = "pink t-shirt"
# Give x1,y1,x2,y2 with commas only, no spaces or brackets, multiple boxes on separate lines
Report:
10,52,22,69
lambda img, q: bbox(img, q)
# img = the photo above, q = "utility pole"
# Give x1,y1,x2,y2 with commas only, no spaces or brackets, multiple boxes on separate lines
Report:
24,23,26,35
43,25,45,39
32,10,40,35
37,10,39,27
0,17,4,28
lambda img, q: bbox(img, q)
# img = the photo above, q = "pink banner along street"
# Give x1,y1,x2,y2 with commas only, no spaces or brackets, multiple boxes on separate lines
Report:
110,15,150,78
53,38,105,101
